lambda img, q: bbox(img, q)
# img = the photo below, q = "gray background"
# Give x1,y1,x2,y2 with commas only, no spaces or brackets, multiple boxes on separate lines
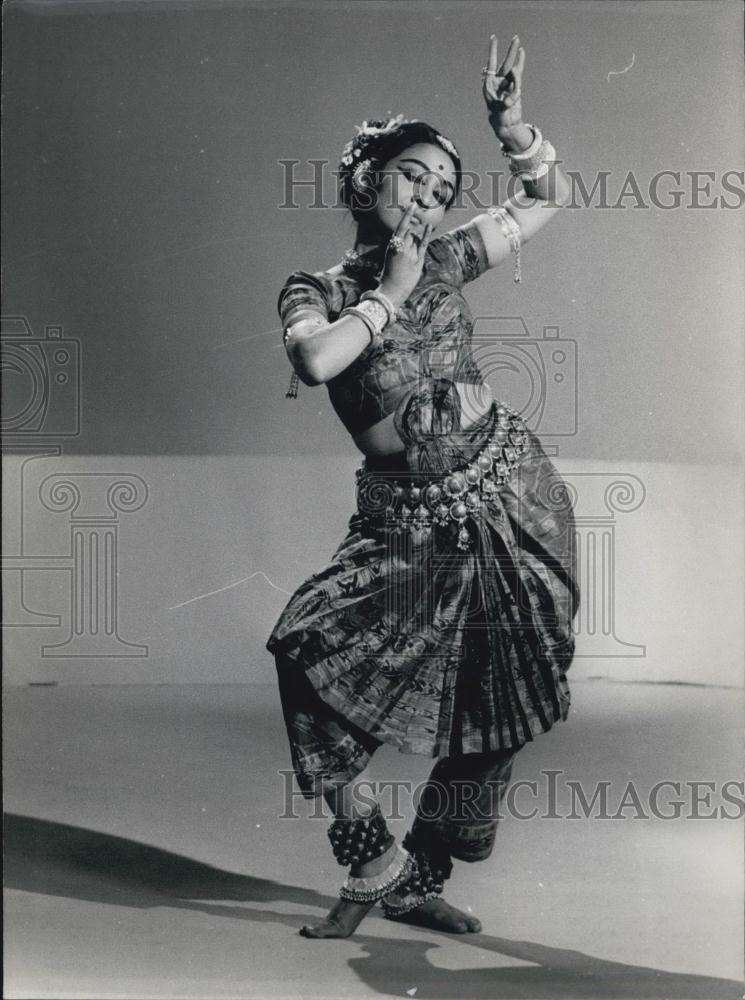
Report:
2,0,743,689
3,0,743,462
2,7,743,997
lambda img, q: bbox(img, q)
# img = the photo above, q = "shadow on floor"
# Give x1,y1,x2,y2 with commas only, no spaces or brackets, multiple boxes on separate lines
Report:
4,814,742,1000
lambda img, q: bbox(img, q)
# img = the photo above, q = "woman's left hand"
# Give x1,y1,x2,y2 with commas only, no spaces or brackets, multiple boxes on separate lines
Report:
482,33,525,136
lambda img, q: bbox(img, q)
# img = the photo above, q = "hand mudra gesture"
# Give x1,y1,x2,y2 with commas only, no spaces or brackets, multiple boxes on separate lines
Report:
482,33,526,132
381,199,434,303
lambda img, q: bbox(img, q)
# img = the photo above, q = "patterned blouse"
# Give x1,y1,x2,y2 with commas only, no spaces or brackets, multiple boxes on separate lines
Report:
277,219,492,440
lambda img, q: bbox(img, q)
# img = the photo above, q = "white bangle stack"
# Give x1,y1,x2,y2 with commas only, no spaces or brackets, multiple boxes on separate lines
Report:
360,288,398,326
487,205,522,284
341,288,398,351
501,123,557,182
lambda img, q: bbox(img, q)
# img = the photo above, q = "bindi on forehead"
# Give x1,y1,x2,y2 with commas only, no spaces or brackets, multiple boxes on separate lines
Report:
398,157,456,191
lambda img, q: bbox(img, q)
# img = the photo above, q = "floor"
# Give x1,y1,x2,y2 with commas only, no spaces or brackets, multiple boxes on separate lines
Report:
3,679,743,999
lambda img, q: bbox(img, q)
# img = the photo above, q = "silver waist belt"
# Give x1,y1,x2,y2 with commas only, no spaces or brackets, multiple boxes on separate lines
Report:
354,403,529,551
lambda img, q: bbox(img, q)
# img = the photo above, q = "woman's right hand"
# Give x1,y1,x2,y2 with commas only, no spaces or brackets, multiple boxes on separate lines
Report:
379,200,434,307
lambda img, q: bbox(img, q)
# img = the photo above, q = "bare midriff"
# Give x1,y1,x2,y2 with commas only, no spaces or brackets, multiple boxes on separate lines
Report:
352,381,494,458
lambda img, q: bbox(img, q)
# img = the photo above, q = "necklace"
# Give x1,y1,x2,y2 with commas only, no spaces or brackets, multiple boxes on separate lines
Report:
341,247,386,276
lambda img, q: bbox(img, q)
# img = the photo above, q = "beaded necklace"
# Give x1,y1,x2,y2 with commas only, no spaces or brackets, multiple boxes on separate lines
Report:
341,247,386,278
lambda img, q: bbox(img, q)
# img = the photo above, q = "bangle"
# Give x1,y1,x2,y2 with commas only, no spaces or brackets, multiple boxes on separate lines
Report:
360,288,398,326
340,303,386,350
354,295,392,332
500,123,542,160
487,206,522,283
508,139,556,181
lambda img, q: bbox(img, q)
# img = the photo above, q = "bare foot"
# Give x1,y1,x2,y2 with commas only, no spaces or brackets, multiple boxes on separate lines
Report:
299,897,377,939
300,840,399,939
386,897,482,934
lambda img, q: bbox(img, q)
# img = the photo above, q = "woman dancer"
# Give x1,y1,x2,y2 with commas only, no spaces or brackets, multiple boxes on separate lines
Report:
266,33,580,938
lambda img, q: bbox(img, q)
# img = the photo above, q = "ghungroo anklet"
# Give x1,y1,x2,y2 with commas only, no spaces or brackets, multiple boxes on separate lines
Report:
339,843,414,903
381,830,454,918
327,804,395,867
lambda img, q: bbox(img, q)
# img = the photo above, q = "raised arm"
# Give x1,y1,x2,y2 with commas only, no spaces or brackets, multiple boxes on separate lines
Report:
472,33,572,269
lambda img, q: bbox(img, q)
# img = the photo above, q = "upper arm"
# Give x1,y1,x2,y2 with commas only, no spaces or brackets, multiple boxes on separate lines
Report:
426,218,491,288
472,197,563,270
278,271,332,383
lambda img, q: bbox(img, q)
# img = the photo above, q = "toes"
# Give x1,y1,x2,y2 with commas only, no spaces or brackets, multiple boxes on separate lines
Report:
300,922,330,938
466,916,482,933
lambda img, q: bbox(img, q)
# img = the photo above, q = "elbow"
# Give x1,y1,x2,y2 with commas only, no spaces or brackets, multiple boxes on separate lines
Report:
301,367,326,388
551,166,573,207
289,343,327,387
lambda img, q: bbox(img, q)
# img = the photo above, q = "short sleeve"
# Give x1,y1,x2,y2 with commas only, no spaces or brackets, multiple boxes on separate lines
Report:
425,218,490,289
277,270,331,328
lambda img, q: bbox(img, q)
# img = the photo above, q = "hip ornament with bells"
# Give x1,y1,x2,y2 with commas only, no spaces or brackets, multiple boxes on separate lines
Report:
355,404,529,552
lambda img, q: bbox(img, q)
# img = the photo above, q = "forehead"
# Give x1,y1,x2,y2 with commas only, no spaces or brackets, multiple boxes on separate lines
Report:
390,142,457,184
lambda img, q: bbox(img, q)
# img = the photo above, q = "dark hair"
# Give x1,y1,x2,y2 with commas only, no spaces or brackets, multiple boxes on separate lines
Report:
338,117,463,221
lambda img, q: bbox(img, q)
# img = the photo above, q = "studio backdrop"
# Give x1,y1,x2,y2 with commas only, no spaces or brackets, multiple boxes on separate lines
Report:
2,0,743,689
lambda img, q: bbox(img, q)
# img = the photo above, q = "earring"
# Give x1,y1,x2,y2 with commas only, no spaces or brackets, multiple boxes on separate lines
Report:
352,158,374,193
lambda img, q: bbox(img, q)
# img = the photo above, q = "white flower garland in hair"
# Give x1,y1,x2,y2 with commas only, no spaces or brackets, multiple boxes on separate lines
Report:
357,113,407,137
341,113,409,165
435,133,459,159
339,115,460,189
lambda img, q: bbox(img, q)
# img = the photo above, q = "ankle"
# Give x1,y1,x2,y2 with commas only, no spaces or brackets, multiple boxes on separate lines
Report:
350,838,398,878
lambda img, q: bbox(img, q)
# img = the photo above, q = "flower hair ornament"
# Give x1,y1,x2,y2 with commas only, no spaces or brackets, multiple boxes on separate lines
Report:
433,133,458,158
351,158,374,193
339,114,461,193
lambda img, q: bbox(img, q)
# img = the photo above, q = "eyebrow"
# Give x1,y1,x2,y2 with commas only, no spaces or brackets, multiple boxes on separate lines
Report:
397,158,456,196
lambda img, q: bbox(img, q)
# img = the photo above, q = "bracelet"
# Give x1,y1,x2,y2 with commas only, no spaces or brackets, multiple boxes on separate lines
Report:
353,297,391,334
487,206,522,283
360,288,398,326
500,123,542,160
340,303,387,351
508,139,556,181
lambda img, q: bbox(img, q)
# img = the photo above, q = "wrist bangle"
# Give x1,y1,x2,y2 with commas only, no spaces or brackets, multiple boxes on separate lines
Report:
360,288,398,326
500,123,542,160
340,303,386,350
352,296,391,335
508,139,556,180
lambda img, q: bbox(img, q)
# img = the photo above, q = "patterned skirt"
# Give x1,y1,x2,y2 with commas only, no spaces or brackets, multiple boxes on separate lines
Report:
266,398,580,797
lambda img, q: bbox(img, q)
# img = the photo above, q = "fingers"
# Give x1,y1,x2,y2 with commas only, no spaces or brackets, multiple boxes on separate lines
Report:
417,223,433,259
503,46,525,103
487,34,498,73
393,198,418,237
513,44,525,83
498,34,520,76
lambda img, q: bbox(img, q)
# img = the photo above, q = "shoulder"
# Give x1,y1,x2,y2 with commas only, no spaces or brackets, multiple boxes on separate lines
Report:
277,266,354,320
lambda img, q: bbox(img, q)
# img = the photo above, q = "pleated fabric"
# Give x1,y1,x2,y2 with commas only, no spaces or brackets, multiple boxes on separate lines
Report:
266,402,580,797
